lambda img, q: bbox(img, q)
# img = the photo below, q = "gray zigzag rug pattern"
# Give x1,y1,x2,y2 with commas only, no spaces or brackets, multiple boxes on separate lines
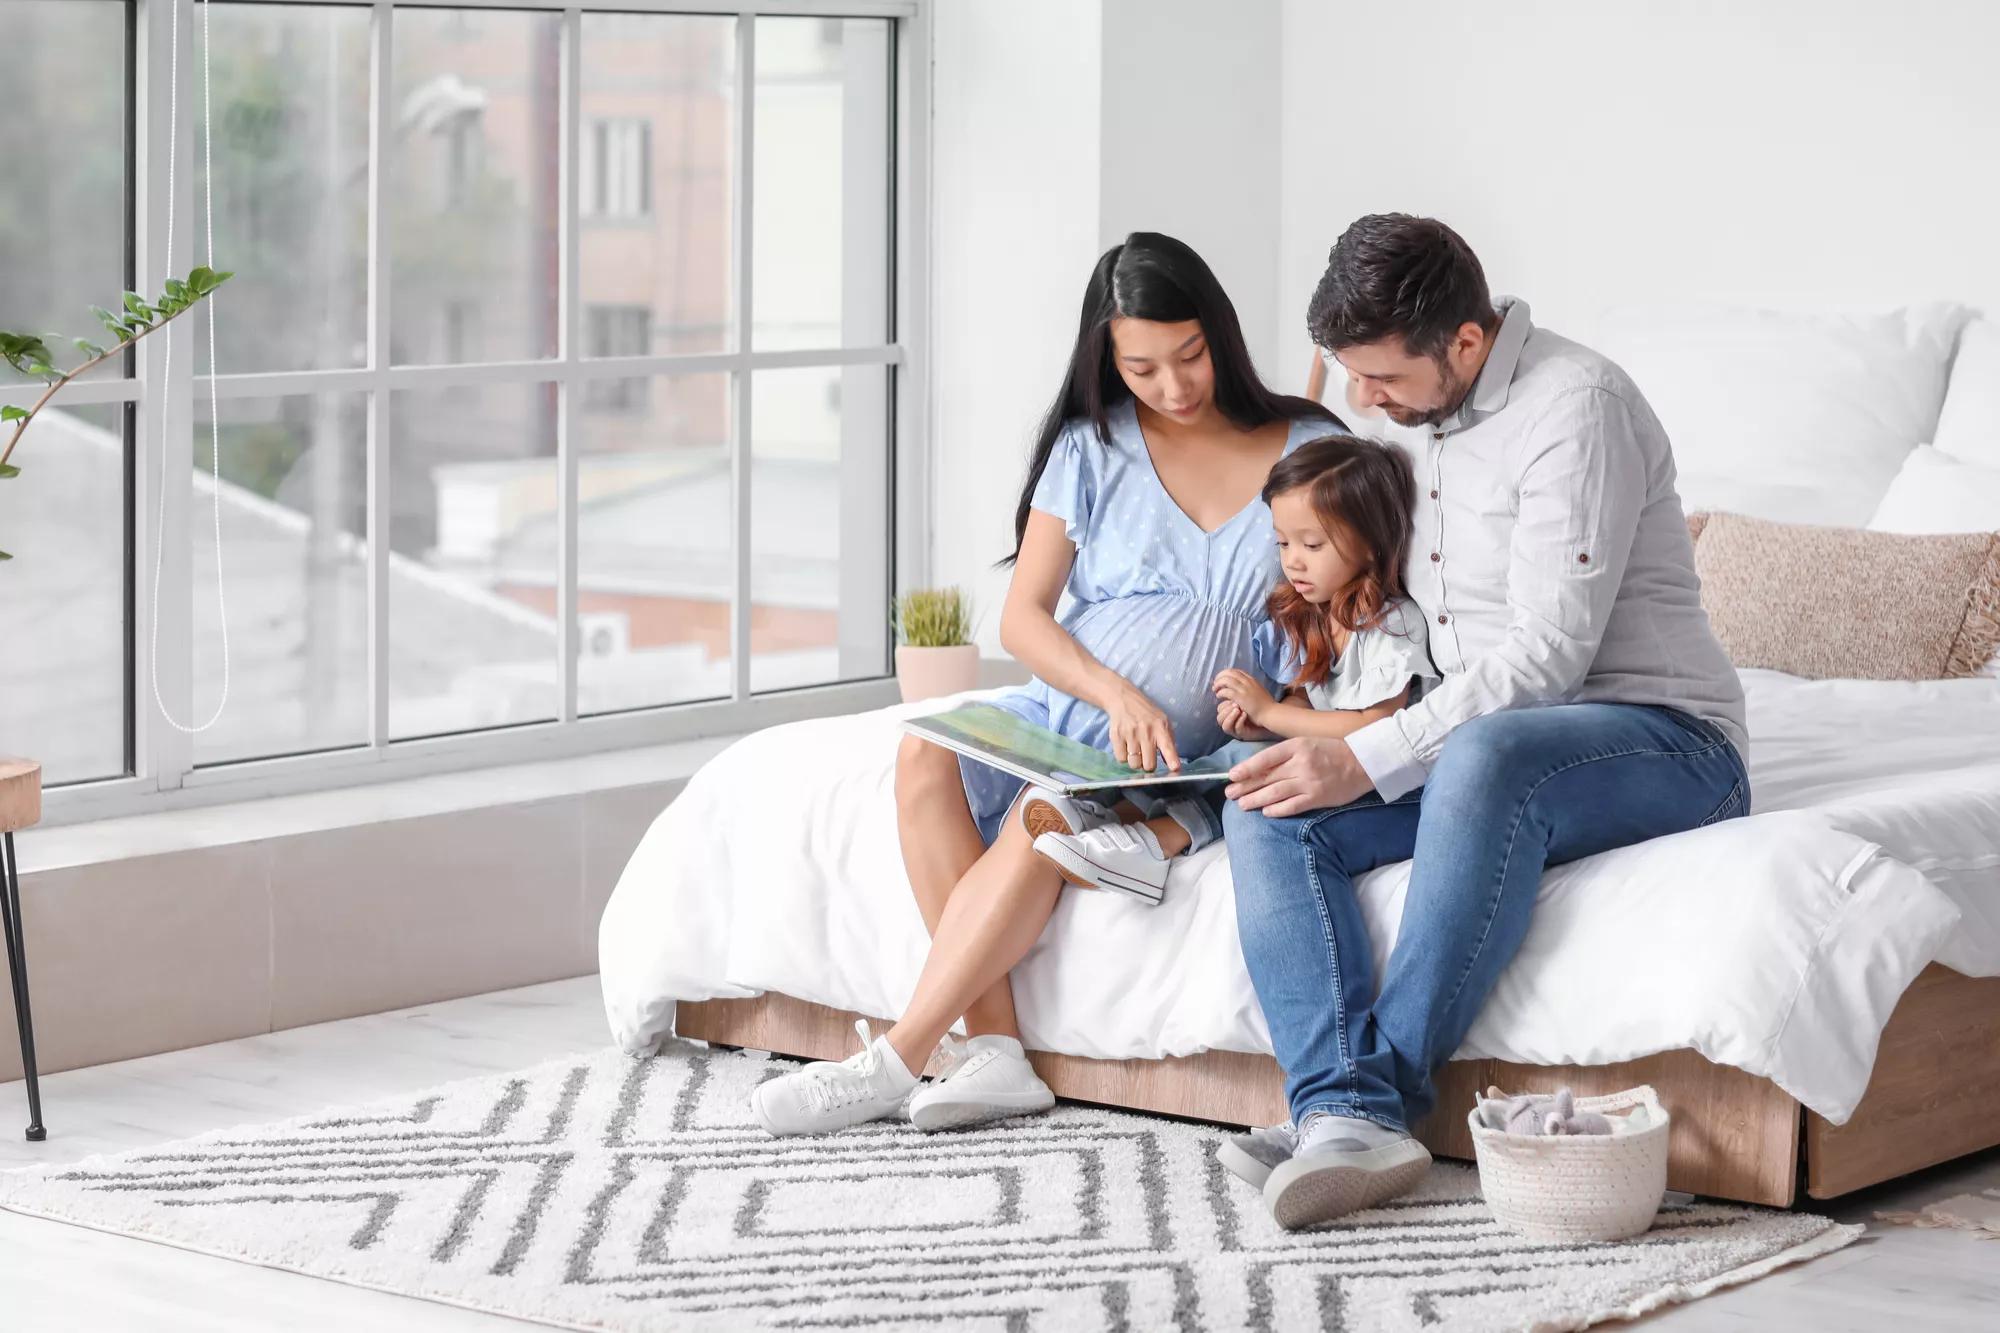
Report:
0,1040,1858,1331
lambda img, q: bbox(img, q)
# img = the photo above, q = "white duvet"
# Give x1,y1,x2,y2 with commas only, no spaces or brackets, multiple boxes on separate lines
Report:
600,670,1996,1124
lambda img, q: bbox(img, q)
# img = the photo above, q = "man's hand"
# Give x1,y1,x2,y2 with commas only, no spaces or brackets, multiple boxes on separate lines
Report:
1225,736,1373,817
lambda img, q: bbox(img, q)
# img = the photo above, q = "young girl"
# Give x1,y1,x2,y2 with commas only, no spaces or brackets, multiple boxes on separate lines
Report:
1031,435,1438,896
1221,434,1439,744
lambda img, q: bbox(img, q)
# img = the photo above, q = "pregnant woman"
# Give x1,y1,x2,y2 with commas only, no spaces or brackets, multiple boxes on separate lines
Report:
752,232,1339,1136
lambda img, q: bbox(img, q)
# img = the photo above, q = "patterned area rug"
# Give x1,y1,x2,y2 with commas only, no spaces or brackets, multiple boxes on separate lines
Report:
0,1041,1858,1332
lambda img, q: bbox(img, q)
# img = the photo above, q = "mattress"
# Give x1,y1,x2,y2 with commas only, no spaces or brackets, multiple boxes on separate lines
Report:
599,671,1994,1124
1732,668,2000,974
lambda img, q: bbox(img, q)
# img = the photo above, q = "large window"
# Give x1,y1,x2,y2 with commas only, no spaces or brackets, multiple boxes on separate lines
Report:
0,0,134,788
0,0,922,815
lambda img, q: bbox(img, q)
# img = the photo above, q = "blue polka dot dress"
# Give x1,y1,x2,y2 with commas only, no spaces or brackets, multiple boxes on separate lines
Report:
959,398,1332,844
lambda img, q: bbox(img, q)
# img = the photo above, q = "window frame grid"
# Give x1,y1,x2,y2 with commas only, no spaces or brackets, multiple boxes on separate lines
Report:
11,0,930,827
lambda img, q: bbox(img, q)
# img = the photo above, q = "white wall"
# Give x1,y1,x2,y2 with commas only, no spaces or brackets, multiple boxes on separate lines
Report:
934,0,2000,656
1099,0,1286,380
930,1,1104,651
1274,0,2000,361
931,1,1288,650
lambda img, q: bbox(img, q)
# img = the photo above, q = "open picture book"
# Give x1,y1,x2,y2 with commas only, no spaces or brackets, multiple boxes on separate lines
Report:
900,702,1236,795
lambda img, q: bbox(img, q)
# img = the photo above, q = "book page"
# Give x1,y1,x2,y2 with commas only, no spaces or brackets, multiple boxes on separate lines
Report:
901,703,1232,791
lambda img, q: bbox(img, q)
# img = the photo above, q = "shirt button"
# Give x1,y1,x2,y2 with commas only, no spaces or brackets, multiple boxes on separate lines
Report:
1430,552,1441,562
1578,553,1591,564
1437,614,1449,625
1429,489,1439,499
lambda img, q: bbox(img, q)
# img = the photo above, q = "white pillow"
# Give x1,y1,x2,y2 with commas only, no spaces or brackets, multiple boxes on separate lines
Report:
1867,445,2000,536
1594,303,1970,527
1933,316,2000,471
1868,446,2000,679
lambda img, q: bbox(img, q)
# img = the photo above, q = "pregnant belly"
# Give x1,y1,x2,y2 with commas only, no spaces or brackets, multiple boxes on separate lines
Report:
1057,596,1259,756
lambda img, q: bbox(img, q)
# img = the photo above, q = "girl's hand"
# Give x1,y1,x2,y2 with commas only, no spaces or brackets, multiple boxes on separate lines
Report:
1105,683,1181,773
1217,699,1259,740
1212,668,1278,725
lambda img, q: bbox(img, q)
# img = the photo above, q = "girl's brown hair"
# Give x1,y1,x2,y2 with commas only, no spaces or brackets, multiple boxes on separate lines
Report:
1262,434,1416,687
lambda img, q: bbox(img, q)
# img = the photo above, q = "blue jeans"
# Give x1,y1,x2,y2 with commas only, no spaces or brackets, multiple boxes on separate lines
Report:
1223,704,1749,1133
1125,739,1271,851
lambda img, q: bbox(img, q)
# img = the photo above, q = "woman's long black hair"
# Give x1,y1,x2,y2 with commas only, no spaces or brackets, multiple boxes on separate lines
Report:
1005,231,1340,563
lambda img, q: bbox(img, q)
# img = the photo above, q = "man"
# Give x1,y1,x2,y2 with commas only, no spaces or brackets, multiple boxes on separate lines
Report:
1219,215,1748,1229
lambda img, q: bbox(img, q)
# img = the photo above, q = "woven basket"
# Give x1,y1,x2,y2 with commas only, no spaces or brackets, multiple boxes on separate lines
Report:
1468,1084,1670,1243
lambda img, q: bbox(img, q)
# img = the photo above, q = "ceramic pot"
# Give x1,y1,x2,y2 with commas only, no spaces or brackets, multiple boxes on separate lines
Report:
895,644,980,703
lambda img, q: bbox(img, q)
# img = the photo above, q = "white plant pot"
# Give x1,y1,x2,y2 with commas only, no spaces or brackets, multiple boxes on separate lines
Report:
895,644,980,704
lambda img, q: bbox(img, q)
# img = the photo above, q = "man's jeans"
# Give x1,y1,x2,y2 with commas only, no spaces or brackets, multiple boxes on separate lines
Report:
1223,704,1749,1133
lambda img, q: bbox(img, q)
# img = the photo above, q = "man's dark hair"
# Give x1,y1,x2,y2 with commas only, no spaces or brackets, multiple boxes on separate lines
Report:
1306,214,1498,361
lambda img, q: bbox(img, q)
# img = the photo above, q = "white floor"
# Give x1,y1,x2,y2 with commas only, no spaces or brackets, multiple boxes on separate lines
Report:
1,977,1994,1332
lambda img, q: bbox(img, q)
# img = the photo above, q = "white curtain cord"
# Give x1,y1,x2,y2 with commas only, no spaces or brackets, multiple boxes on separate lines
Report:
148,0,231,735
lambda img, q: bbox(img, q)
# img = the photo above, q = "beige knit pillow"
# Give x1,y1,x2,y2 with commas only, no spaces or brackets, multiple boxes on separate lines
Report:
1689,512,2000,680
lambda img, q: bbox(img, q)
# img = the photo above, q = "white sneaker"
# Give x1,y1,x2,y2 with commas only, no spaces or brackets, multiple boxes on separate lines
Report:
750,1019,919,1137
1032,824,1170,903
906,1033,1056,1132
1018,788,1116,841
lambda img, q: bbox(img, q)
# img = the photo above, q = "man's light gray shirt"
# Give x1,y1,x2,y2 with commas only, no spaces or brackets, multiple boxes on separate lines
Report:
1343,298,1748,801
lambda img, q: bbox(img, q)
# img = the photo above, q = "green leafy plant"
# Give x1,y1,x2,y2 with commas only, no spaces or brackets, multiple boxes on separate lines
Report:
0,264,234,561
893,586,973,649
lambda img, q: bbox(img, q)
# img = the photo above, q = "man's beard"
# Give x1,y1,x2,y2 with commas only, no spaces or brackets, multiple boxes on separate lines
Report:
1384,358,1472,428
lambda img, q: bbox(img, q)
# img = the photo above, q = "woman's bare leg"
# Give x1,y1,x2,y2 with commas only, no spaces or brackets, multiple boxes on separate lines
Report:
894,736,1022,1042
885,817,1066,1074
891,750,1195,1063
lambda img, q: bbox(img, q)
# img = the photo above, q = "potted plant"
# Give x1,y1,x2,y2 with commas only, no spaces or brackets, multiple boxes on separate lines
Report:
893,586,978,703
1,266,233,559
0,267,227,1143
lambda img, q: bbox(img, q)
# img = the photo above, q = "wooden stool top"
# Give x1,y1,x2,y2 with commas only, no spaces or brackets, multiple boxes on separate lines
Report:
0,758,42,834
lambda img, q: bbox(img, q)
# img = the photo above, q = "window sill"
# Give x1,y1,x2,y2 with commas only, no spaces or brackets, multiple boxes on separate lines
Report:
17,732,740,875
19,658,1027,869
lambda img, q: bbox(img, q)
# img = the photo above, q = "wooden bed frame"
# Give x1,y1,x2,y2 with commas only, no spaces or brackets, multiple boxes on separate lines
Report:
679,963,2000,1208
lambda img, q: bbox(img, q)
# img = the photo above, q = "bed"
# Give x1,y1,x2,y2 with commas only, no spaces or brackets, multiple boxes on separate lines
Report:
598,668,2000,1208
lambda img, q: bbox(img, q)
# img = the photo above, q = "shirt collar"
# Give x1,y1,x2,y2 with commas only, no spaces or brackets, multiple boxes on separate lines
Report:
1438,296,1531,434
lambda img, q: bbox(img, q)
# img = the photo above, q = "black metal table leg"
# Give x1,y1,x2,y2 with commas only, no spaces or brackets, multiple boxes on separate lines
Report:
1,831,45,1141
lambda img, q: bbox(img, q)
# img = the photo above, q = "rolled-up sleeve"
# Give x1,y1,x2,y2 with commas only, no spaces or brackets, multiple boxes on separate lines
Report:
1250,620,1301,693
1347,388,1647,800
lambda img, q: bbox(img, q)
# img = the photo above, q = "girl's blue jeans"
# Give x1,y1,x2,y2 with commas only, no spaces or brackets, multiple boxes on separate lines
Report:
1121,738,1271,851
